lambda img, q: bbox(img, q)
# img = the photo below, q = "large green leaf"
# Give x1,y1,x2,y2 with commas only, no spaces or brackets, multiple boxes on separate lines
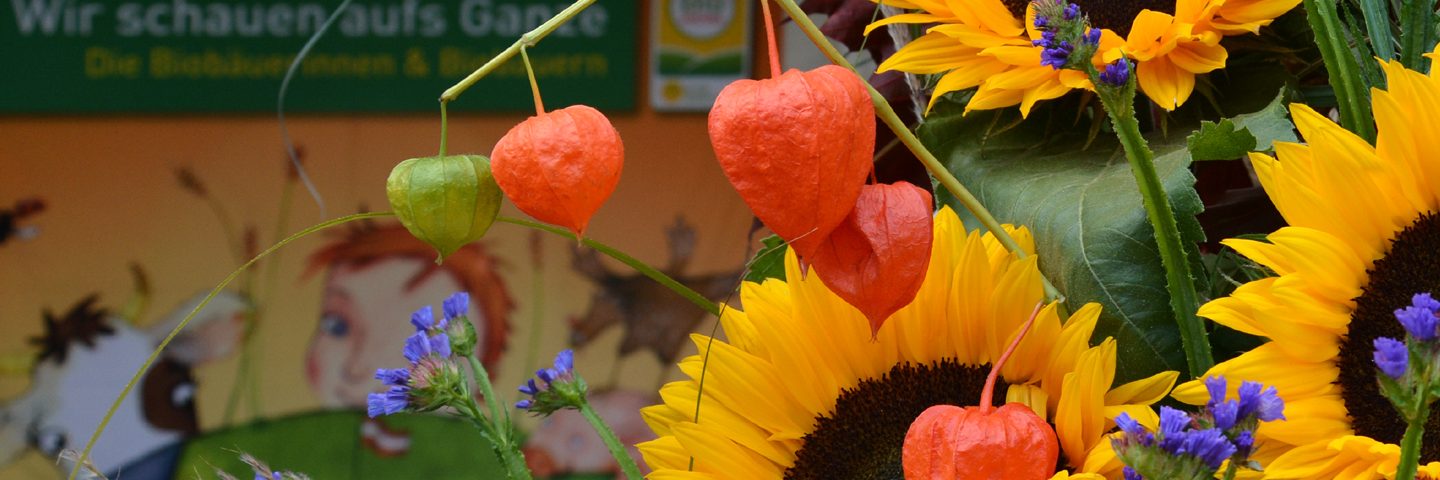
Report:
920,106,1205,382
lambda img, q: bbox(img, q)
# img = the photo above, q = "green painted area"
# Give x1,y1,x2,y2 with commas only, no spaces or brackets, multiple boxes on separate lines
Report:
0,0,637,112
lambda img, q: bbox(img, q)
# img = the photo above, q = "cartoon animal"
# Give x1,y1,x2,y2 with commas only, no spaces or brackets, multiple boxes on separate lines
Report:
0,291,248,477
568,217,740,373
0,197,45,246
303,223,514,409
521,389,656,477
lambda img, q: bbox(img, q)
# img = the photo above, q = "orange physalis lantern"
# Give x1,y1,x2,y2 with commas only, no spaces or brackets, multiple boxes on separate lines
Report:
903,304,1059,479
809,181,933,335
707,64,876,260
490,105,624,238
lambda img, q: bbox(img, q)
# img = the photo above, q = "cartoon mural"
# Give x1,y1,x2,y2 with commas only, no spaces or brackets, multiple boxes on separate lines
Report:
302,222,514,408
0,291,248,478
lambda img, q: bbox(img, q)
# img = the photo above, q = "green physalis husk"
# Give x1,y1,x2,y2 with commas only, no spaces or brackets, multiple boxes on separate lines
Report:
386,154,503,262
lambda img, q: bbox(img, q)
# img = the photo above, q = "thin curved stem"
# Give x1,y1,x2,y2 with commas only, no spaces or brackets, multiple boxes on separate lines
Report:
772,0,1064,304
67,211,394,480
497,216,720,316
579,402,644,479
439,101,449,157
520,46,545,115
760,0,781,78
441,0,595,103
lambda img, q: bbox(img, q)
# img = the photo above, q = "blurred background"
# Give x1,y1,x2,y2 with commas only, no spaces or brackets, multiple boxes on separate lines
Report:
0,1,848,478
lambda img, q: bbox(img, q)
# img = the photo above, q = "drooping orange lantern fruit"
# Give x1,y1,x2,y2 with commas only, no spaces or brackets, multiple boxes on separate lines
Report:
708,65,875,260
809,181,933,335
490,104,624,239
903,304,1059,479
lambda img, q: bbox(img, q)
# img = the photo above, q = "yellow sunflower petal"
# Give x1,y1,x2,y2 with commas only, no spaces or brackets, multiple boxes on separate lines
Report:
1055,339,1117,468
1104,370,1179,406
1135,55,1195,111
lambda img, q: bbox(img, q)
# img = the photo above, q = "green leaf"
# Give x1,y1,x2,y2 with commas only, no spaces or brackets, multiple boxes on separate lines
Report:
744,235,789,283
1185,93,1296,161
1186,119,1257,161
921,107,1205,382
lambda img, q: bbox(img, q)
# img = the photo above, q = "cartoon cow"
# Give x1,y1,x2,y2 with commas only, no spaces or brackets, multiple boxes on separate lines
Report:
0,291,247,477
568,217,740,379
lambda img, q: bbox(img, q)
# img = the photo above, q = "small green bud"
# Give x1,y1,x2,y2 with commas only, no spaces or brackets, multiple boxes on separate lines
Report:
386,154,503,262
447,316,478,356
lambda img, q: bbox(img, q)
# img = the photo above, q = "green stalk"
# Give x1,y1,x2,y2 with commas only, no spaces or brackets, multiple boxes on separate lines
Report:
441,0,595,103
1304,0,1377,142
439,101,449,157
1361,0,1397,61
67,211,394,480
1221,459,1240,480
462,353,531,480
1400,0,1436,71
1396,412,1426,480
1099,92,1213,377
579,402,645,480
466,354,509,431
497,216,720,316
773,0,1064,304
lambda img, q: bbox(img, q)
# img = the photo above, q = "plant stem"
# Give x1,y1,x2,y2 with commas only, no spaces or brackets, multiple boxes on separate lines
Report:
1100,93,1213,377
1303,0,1377,143
579,402,645,480
440,0,595,103
1221,461,1239,480
1397,411,1427,480
463,353,531,480
67,211,394,480
466,354,508,429
497,216,720,316
1400,0,1436,72
760,0,782,77
520,46,545,115
772,0,1064,304
439,101,449,157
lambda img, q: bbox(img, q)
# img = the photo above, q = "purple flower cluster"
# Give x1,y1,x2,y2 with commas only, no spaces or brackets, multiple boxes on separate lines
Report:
1031,1,1101,71
1374,292,1440,379
516,349,584,415
1114,377,1286,479
1099,59,1132,87
367,296,471,418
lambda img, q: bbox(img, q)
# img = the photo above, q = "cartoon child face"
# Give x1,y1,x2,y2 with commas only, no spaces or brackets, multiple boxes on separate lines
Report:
305,257,486,407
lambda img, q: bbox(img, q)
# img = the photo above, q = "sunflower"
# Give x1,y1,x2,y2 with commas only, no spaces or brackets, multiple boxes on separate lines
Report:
637,207,1178,479
1170,50,1440,479
868,0,1299,114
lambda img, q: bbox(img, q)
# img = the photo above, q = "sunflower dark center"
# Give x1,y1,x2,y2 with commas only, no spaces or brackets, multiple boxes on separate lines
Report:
784,359,1062,479
998,0,1176,37
1338,212,1440,460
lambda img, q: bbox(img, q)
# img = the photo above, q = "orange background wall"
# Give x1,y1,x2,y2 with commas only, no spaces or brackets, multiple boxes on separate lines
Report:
0,3,783,477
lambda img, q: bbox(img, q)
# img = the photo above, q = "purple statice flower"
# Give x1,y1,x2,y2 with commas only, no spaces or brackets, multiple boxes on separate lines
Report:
1123,466,1142,480
1375,336,1409,379
1115,412,1153,446
1396,292,1440,341
1233,430,1255,457
368,305,459,418
1083,27,1101,45
1210,400,1238,431
1175,428,1237,470
1100,59,1131,87
410,306,436,331
1063,3,1080,19
367,386,408,417
516,349,586,416
1041,41,1074,69
1034,15,1050,29
443,292,470,320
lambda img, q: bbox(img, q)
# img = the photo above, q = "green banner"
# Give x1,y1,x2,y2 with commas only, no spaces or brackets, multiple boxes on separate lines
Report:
1,0,637,113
